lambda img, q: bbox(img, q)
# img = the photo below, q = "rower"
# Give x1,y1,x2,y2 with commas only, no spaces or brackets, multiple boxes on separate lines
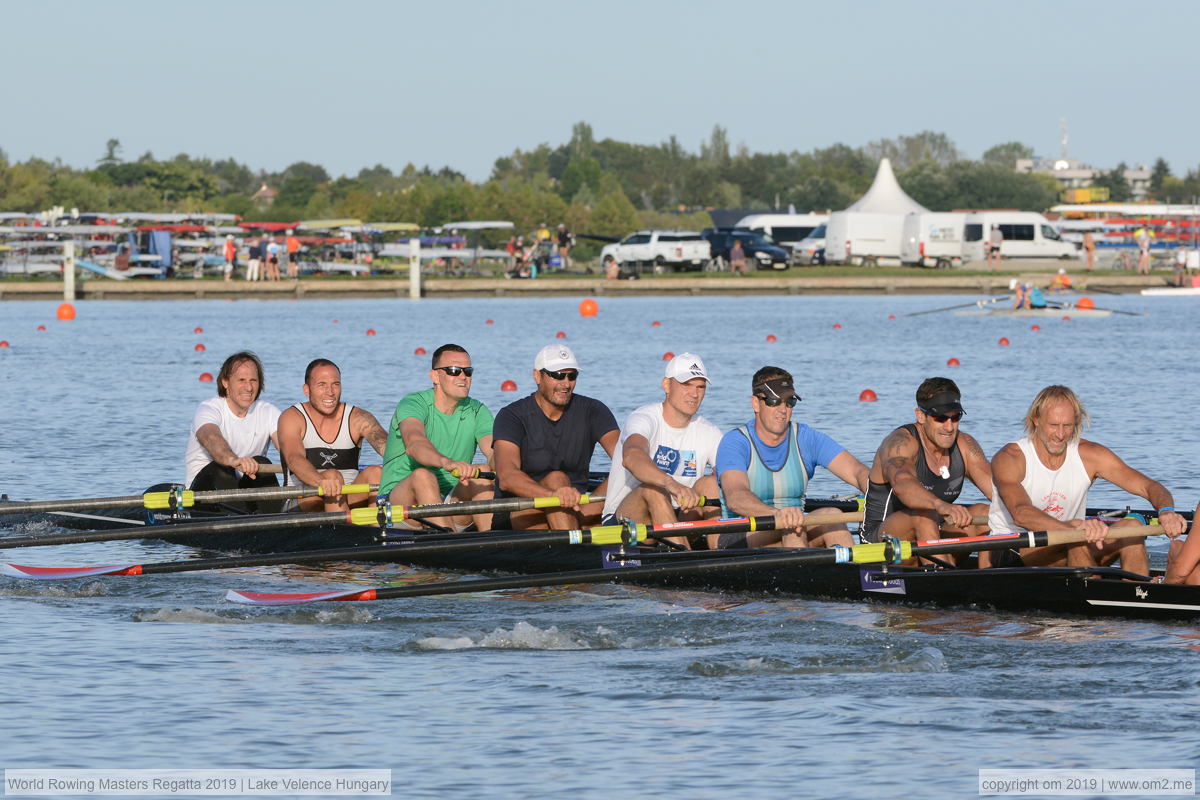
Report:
860,378,993,562
277,359,387,512
714,366,868,549
987,385,1188,570
492,344,619,530
1165,502,1200,585
183,351,281,511
601,353,722,547
379,344,495,531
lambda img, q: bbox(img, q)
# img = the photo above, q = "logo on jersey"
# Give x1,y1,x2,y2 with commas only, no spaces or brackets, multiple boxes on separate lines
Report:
1040,491,1068,518
653,446,697,477
319,450,338,467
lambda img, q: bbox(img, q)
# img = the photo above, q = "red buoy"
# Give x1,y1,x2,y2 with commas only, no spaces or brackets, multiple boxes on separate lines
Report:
56,303,76,321
501,380,517,392
859,389,878,402
414,347,426,355
766,334,777,342
662,352,674,361
888,315,896,320
947,357,960,367
36,325,45,332
195,343,206,352
1031,324,1041,332
1062,316,1071,322
998,337,1010,346
486,319,494,325
651,321,661,327
193,326,203,334
332,319,339,324
555,331,567,339
833,323,842,329
1076,297,1095,310
579,298,599,317
198,372,213,382
0,341,9,348
366,329,377,336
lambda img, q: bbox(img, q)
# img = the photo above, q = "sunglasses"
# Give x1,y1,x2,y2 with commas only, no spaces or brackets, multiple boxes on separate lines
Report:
541,369,579,381
757,394,798,408
926,411,963,423
434,366,474,377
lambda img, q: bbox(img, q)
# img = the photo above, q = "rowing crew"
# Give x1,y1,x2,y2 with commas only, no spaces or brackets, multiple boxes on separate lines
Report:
183,349,1198,584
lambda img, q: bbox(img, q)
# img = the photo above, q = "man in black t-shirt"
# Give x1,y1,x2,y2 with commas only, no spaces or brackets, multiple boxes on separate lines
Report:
492,344,619,529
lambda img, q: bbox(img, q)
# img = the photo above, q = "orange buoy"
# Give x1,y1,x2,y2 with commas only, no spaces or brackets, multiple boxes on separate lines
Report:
198,372,213,382
0,341,9,348
766,334,777,342
833,323,842,329
501,380,517,392
998,337,1010,346
36,325,45,332
193,326,203,334
414,347,426,355
1062,316,1071,322
1031,324,1041,332
859,389,878,402
555,331,567,339
651,321,661,327
486,319,494,325
56,303,76,321
1076,296,1095,310
947,357,960,367
662,352,674,361
366,329,377,336
195,343,206,352
579,298,599,317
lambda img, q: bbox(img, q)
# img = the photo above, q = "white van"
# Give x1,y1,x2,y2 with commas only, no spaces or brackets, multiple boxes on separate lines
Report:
823,212,905,266
901,212,966,269
734,213,828,251
962,212,1075,262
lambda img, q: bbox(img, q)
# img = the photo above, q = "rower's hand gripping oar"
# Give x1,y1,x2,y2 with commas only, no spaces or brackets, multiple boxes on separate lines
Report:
223,524,1164,606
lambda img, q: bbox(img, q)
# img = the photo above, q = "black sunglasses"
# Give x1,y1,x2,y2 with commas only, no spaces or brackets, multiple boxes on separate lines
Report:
757,394,798,408
541,369,578,381
926,411,962,423
435,366,474,377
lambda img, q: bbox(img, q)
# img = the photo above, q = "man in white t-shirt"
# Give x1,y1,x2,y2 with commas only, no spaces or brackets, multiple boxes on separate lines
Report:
602,353,721,546
184,351,282,504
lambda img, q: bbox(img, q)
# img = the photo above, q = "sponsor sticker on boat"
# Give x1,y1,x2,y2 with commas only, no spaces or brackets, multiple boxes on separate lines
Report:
860,566,906,595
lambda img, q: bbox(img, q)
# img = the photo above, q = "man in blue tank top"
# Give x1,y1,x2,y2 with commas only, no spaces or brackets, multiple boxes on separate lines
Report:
714,366,868,549
860,378,993,557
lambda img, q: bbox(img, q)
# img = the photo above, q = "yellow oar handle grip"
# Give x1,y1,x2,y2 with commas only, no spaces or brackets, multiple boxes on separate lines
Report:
531,493,598,509
588,523,647,546
144,490,194,510
318,483,372,497
347,506,381,526
450,467,496,479
848,540,913,564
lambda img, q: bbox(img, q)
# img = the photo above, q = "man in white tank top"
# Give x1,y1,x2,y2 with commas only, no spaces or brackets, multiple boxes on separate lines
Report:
277,359,388,512
988,385,1187,571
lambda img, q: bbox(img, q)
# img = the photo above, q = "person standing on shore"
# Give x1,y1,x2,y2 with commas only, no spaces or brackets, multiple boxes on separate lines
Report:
1082,231,1096,271
222,235,237,281
1134,225,1152,274
987,224,1004,269
730,238,747,274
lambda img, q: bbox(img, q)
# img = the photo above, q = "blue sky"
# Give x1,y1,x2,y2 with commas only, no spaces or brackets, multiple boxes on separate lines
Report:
6,0,1198,182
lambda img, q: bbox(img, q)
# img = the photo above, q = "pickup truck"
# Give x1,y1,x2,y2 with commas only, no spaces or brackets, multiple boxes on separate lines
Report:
599,230,711,273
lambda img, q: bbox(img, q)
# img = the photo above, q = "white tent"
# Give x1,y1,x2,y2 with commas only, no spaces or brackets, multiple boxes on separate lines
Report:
844,158,927,214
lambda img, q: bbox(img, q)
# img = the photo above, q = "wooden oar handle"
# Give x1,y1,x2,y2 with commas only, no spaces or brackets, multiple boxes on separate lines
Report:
1043,524,1163,547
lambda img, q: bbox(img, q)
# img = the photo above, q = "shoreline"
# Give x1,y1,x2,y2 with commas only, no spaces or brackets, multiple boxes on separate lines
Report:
0,265,1174,301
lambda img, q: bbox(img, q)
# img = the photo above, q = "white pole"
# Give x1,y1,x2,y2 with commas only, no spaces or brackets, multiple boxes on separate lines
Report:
408,237,421,300
63,239,76,301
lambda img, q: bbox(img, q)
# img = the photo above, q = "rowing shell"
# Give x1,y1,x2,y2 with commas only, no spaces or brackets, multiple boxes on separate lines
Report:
1140,287,1200,296
954,307,1113,318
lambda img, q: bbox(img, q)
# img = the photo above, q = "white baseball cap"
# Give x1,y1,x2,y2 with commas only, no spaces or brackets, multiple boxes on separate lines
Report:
534,344,579,372
664,352,712,385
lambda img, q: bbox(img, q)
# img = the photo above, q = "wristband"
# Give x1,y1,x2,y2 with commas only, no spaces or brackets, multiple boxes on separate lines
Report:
1157,507,1175,515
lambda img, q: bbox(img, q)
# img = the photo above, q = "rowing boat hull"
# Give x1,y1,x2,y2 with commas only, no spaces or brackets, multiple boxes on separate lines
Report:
954,308,1112,317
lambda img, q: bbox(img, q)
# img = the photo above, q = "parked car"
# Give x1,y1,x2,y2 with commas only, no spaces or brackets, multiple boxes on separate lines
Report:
791,224,826,265
598,230,711,273
700,229,790,270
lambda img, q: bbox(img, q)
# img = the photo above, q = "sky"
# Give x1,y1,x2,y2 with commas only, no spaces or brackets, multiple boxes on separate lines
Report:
5,0,1199,183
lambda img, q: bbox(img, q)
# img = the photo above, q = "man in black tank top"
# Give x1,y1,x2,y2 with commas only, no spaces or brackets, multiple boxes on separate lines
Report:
860,378,994,560
277,359,388,512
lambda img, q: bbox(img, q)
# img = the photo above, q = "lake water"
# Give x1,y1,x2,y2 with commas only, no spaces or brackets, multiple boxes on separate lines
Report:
1,294,1198,799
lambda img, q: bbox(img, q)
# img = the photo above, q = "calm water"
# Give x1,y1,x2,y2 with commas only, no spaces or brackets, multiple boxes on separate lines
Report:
1,294,1198,799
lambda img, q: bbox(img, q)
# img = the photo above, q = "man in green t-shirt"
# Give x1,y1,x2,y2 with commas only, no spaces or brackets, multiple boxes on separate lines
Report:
380,343,495,529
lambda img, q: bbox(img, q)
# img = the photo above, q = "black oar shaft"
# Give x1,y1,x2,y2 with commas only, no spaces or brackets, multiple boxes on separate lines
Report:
0,511,347,549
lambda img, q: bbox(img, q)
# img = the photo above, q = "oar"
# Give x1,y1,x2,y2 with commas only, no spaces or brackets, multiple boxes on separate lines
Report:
902,295,1009,317
0,515,789,581
0,477,367,516
0,493,602,550
224,524,1165,606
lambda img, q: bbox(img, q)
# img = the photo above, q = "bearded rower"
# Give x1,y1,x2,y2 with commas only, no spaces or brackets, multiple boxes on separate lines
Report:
861,378,992,555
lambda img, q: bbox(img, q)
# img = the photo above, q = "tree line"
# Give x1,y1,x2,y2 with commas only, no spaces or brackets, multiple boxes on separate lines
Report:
2,127,1198,244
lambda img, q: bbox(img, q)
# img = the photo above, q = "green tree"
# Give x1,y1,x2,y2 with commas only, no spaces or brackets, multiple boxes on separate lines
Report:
1149,157,1171,197
1093,163,1132,202
589,185,639,236
981,141,1034,168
